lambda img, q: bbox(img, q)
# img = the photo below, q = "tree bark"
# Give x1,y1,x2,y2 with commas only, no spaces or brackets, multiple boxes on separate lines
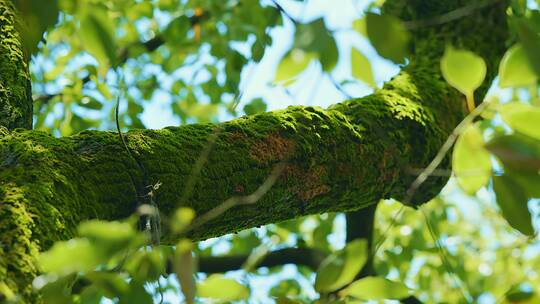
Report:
0,0,32,129
0,0,508,300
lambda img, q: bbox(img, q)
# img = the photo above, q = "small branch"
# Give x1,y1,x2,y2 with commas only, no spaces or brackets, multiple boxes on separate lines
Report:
404,100,490,205
193,247,326,274
184,164,285,233
270,0,298,24
403,0,503,30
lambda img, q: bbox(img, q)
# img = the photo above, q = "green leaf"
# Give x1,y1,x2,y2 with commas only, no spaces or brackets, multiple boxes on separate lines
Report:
493,176,534,236
174,239,196,304
452,123,492,194
13,0,59,54
365,13,410,64
274,49,316,84
499,103,540,140
351,47,376,88
170,207,195,234
513,17,540,77
78,5,118,74
499,44,538,87
78,220,136,246
243,98,267,115
314,239,368,293
38,238,102,274
352,18,367,37
197,274,250,301
340,276,410,300
123,250,164,282
486,134,540,172
80,96,103,110
293,18,339,71
441,46,487,98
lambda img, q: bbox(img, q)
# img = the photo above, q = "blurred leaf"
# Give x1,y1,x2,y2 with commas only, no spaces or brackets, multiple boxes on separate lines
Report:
315,239,368,293
340,276,410,300
13,0,59,54
351,47,376,88
365,13,409,64
197,274,249,301
38,238,102,274
493,175,534,236
293,18,338,71
352,17,367,36
123,250,164,282
499,44,538,87
452,123,492,194
441,46,486,98
80,96,103,110
170,207,195,234
513,17,540,76
486,134,540,172
174,239,196,304
269,280,302,298
243,98,267,115
85,272,129,298
499,103,540,140
274,49,316,84
78,220,137,248
118,281,153,304
78,285,103,304
78,5,118,74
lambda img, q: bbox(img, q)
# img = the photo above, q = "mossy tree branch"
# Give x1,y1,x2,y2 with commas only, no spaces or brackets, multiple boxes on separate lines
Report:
0,0,508,300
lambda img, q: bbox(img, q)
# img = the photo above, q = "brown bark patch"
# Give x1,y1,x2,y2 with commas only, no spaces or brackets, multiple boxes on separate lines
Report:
249,134,295,163
284,164,330,201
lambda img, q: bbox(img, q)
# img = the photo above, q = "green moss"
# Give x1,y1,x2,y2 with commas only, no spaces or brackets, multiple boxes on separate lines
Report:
0,0,32,130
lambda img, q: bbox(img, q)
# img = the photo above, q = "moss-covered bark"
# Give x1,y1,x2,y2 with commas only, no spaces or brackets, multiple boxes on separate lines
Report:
0,0,32,129
0,0,508,300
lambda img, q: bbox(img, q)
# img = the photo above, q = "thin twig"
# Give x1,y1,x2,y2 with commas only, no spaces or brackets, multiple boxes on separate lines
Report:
185,164,284,233
403,0,503,30
404,101,490,205
421,208,472,303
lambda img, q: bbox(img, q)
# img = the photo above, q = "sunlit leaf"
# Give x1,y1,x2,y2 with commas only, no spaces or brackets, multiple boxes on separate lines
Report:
352,17,367,36
175,239,196,304
340,276,410,300
513,17,540,76
452,123,492,194
499,103,540,140
493,175,534,236
315,239,368,293
38,238,102,274
197,274,249,301
351,47,376,88
441,46,486,99
366,13,409,64
274,49,316,84
499,44,538,87
170,207,195,234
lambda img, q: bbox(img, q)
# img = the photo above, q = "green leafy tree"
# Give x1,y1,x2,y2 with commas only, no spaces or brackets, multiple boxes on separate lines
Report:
1,0,540,303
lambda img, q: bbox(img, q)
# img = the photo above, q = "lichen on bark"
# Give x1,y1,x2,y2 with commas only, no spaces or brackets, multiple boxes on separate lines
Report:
0,0,509,301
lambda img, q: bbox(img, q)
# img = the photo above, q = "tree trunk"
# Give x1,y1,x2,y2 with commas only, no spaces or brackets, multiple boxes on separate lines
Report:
0,0,508,300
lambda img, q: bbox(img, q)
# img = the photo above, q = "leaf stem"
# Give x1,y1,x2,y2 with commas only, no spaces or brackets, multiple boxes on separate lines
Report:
466,92,476,113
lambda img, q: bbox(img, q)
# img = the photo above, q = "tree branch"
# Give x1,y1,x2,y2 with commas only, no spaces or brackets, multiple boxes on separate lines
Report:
191,247,325,274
